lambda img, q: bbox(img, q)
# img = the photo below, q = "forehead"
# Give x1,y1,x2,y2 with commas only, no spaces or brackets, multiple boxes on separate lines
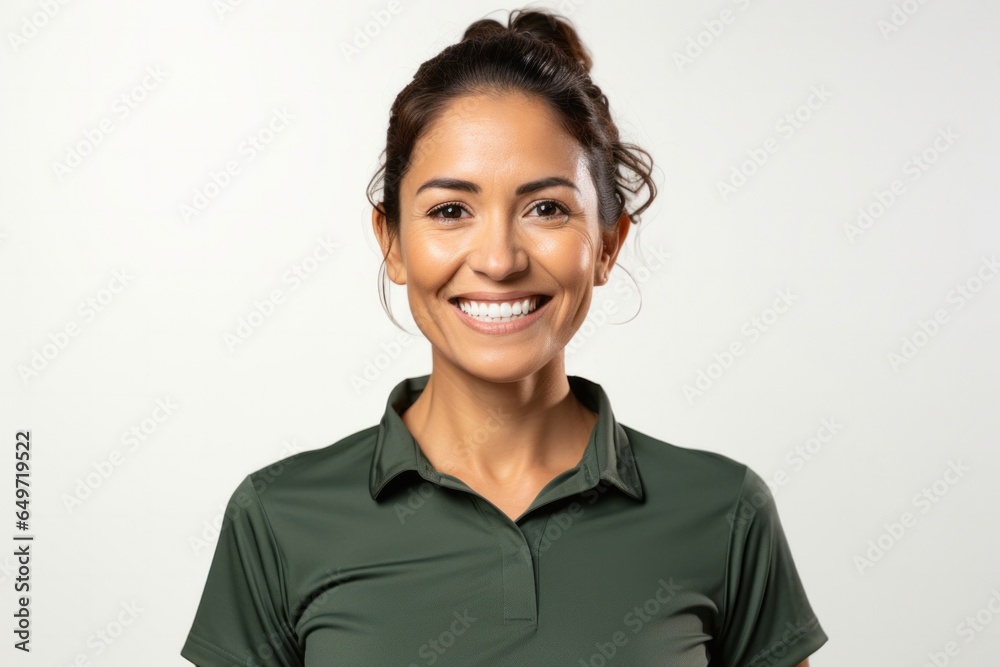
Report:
404,92,586,191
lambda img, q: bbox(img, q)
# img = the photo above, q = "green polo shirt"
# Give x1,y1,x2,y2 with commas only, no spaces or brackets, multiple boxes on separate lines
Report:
181,374,828,666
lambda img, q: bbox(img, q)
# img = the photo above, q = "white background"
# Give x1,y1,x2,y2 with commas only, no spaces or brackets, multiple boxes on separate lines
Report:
2,0,999,665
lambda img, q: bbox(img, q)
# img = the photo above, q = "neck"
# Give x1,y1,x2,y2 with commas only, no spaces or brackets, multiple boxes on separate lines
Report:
400,352,596,485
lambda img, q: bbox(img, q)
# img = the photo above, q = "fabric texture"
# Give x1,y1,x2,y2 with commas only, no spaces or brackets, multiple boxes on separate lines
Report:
181,374,828,666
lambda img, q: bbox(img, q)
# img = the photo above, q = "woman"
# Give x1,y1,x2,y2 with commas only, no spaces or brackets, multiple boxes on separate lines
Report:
181,8,828,666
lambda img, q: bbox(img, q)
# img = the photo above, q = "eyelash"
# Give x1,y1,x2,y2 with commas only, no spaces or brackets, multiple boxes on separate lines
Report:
427,199,570,221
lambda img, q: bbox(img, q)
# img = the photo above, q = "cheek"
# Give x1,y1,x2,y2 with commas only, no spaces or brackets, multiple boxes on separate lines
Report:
419,233,457,262
546,239,595,285
402,233,456,284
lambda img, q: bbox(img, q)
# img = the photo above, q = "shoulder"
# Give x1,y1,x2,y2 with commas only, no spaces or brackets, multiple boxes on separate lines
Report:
240,424,380,504
621,423,762,507
622,423,753,484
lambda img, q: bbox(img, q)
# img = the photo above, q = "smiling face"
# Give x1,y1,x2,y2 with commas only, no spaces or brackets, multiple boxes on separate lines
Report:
373,91,629,383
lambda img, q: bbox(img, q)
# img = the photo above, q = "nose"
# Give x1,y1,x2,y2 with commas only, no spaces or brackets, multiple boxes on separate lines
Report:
466,214,529,281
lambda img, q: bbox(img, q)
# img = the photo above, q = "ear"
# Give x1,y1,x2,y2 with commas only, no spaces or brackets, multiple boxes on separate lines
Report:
595,211,631,286
372,206,406,285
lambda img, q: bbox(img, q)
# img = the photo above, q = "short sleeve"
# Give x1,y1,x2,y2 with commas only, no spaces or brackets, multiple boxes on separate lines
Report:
181,474,302,666
714,466,829,667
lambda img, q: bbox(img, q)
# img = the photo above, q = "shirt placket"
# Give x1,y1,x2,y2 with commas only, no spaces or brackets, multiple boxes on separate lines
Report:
417,449,601,627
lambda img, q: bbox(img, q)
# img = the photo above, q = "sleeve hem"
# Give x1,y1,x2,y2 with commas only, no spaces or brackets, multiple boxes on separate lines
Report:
181,631,254,667
744,624,829,667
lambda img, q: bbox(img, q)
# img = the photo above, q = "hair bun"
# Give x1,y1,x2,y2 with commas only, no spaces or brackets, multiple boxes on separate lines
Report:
461,8,593,74
461,19,508,42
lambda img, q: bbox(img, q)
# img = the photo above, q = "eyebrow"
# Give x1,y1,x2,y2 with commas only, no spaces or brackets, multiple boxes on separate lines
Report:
414,176,578,197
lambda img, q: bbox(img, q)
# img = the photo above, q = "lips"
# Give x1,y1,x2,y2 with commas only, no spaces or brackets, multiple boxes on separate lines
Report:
447,295,553,307
448,294,552,334
448,293,552,303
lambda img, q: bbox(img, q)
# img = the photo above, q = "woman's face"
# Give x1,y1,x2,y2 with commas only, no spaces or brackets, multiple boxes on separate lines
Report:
374,92,629,383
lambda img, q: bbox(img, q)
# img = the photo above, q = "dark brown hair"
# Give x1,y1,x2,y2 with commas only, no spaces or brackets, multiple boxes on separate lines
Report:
367,7,658,328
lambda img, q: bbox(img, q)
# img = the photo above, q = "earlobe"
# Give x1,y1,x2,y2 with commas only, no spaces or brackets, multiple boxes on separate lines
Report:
387,261,406,286
387,239,406,286
595,212,630,286
372,207,407,286
594,242,612,287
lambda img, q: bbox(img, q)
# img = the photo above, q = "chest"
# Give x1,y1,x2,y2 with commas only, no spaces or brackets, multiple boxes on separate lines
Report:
290,479,724,667
295,513,715,667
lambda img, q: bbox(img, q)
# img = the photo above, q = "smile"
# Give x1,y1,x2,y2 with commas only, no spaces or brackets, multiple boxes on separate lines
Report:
447,295,553,333
452,295,550,321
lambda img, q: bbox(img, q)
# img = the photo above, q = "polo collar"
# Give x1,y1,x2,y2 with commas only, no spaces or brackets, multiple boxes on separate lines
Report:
369,374,643,503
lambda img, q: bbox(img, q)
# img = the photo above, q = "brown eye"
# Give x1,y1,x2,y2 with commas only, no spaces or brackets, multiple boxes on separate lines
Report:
531,200,569,218
428,202,468,220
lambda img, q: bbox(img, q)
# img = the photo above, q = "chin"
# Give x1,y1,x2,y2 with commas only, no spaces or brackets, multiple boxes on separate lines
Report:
457,352,559,385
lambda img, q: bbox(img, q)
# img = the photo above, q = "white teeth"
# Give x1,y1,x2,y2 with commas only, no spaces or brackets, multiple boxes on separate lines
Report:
456,296,543,322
